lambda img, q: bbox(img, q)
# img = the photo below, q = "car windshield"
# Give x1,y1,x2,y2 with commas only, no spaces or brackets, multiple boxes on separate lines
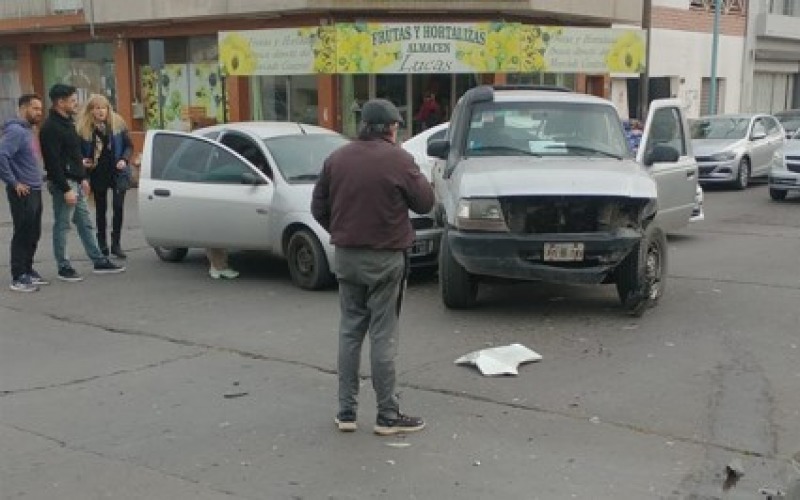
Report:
263,133,348,182
776,113,800,132
690,117,749,140
465,101,629,159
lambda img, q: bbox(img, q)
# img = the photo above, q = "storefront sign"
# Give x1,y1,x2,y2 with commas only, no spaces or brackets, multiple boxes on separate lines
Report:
335,22,520,74
218,23,646,76
523,27,646,74
218,27,334,76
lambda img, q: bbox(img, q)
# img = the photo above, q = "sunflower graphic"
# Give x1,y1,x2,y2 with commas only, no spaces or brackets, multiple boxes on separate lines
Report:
605,31,646,73
219,33,257,76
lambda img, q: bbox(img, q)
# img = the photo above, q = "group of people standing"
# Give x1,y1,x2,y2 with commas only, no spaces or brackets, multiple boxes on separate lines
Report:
1,83,130,293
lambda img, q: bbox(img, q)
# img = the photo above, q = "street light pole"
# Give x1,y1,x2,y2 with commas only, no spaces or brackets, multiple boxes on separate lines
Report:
708,0,722,114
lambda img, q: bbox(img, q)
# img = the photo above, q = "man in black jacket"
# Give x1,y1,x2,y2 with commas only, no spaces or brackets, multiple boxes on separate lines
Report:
40,84,124,281
312,99,434,436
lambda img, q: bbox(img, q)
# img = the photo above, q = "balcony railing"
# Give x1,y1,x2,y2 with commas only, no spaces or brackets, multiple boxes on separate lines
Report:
0,0,83,19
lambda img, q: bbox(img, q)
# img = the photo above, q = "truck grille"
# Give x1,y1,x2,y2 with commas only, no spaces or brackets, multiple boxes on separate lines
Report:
499,196,648,234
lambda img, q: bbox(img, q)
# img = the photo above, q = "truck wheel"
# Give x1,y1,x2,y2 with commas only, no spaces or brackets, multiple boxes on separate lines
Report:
615,224,667,317
769,188,787,201
287,229,333,290
154,246,188,262
439,230,478,309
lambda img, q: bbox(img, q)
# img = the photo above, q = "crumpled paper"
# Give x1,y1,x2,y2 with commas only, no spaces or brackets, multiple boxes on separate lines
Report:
455,343,542,376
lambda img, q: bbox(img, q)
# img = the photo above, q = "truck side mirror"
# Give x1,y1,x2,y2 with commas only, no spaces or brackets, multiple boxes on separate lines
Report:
644,144,679,166
427,139,449,159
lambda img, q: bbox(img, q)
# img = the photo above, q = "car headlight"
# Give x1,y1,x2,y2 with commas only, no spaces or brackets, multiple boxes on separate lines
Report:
709,151,736,161
456,198,509,232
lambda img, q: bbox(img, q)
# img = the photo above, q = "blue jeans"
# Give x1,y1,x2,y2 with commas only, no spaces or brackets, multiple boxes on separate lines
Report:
49,180,105,269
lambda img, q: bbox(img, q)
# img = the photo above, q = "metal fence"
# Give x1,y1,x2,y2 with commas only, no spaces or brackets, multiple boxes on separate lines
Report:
0,0,83,19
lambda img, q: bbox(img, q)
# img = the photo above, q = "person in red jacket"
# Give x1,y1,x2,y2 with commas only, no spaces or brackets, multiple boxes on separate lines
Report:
311,98,434,436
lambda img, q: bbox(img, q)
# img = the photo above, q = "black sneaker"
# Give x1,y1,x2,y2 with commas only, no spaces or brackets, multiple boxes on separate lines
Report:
334,411,357,432
58,266,84,282
93,259,126,274
374,413,425,436
10,275,39,293
28,269,50,286
111,244,127,259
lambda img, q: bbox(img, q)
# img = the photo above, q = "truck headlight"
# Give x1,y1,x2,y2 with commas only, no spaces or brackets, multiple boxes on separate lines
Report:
456,198,509,232
710,151,736,162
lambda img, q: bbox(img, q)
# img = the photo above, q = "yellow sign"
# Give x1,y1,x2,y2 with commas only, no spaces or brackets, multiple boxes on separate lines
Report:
218,23,646,75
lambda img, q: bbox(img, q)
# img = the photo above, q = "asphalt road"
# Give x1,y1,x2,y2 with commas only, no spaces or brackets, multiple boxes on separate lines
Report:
2,183,799,499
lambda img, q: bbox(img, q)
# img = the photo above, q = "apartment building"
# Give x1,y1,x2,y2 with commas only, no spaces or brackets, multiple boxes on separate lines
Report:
741,0,800,113
0,0,649,149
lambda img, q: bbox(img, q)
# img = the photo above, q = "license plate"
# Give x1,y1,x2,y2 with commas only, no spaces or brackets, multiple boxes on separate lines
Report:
543,242,584,262
411,240,432,257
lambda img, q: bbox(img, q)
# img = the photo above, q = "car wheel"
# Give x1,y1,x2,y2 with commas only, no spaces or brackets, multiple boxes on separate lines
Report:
439,230,478,309
287,229,333,290
769,188,787,201
735,157,750,190
154,246,188,262
615,224,667,317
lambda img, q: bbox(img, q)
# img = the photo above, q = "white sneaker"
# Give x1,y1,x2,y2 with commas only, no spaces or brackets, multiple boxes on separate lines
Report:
209,267,239,279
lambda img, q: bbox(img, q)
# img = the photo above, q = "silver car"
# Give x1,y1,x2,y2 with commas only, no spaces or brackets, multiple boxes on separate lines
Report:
768,129,800,201
691,114,785,189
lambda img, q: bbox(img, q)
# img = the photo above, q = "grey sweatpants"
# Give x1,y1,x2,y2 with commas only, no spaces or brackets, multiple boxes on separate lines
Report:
334,247,406,420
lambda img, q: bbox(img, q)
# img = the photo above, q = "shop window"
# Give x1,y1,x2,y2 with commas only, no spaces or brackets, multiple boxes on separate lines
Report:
42,42,115,107
0,47,20,123
251,75,319,126
136,36,223,131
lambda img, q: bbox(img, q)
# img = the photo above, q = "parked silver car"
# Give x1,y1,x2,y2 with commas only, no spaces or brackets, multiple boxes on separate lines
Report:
139,122,440,290
775,109,800,139
690,114,785,189
768,128,800,201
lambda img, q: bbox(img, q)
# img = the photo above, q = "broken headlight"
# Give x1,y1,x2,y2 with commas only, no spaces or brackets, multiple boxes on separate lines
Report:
455,198,509,232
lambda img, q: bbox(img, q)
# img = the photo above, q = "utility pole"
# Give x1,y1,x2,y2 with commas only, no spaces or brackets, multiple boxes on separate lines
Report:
708,0,722,114
637,0,652,120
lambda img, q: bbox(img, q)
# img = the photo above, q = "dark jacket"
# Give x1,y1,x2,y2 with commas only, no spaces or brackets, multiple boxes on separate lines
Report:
0,118,43,189
311,137,434,250
80,127,133,166
39,109,85,193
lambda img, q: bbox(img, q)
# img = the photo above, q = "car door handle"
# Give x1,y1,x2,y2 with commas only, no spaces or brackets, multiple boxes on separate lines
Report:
153,188,171,197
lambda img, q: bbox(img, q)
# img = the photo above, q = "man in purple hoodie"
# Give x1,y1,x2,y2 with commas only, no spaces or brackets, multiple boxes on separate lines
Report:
0,94,46,292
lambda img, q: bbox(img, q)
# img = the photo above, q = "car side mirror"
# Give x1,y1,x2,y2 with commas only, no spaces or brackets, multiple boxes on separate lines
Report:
241,171,266,185
751,131,767,141
644,144,680,166
427,139,450,160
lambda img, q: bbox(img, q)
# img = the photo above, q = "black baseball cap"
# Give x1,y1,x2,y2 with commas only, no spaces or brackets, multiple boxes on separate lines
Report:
361,98,404,126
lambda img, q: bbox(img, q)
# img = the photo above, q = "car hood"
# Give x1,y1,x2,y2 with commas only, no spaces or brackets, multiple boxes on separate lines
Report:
691,138,745,156
783,140,800,156
452,157,657,199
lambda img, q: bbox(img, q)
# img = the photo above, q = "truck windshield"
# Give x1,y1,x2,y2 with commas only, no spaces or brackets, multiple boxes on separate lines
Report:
465,101,630,159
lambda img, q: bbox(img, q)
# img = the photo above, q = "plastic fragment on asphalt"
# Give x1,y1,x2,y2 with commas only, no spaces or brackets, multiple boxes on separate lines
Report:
386,442,411,448
455,343,542,376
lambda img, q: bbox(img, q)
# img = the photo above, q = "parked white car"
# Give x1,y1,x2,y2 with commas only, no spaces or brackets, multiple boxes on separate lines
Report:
690,114,785,189
139,122,441,289
768,128,800,201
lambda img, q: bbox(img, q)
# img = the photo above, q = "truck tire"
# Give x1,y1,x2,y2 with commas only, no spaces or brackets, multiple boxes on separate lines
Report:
615,224,667,317
439,230,478,309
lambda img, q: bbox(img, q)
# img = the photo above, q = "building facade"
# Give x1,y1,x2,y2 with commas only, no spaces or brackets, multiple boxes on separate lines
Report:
741,0,800,113
612,0,748,120
0,0,647,151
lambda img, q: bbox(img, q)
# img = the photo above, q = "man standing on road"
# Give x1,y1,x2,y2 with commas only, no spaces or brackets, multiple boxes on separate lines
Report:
0,94,47,292
40,84,124,281
312,98,434,436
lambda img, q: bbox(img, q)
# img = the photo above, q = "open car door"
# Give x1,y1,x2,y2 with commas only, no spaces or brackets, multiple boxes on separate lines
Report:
637,98,698,233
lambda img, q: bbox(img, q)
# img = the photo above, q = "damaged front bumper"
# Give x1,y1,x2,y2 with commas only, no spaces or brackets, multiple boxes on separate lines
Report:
447,228,642,285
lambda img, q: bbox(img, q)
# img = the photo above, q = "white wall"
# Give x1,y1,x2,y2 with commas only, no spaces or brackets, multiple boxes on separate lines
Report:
648,28,744,117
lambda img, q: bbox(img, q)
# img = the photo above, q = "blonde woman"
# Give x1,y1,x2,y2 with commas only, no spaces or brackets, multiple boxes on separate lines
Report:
76,94,133,258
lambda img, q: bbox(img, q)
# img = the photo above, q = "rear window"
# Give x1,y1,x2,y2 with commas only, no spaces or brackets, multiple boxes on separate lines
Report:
263,133,349,182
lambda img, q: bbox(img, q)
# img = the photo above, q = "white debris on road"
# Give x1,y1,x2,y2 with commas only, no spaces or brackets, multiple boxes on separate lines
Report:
455,343,542,376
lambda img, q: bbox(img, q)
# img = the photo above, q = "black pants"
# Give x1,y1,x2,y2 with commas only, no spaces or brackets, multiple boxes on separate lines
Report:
6,187,42,280
93,184,125,246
